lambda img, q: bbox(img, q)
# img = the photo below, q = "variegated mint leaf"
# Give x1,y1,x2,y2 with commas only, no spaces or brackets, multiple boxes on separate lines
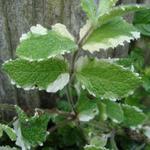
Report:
17,24,77,61
76,57,141,99
3,58,69,93
98,4,149,25
81,0,97,23
52,23,75,41
122,104,147,127
0,146,18,150
14,106,50,149
0,124,16,141
82,18,140,52
76,92,99,122
98,0,118,15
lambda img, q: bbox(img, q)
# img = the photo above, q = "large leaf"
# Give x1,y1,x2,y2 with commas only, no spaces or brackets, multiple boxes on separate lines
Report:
82,18,140,52
133,9,150,36
103,100,124,123
14,106,50,149
76,57,141,99
17,24,77,61
0,124,16,141
98,4,149,25
3,58,69,92
76,92,99,122
122,104,146,126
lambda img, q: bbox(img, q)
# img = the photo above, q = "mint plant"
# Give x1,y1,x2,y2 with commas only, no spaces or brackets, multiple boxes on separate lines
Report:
1,0,150,149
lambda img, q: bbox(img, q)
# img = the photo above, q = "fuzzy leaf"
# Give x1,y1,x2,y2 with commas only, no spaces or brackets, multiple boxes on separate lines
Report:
82,18,140,52
17,24,77,61
98,4,149,25
3,58,69,92
122,104,146,126
15,106,50,149
76,93,99,122
133,9,150,36
76,57,141,99
0,124,16,141
103,100,124,123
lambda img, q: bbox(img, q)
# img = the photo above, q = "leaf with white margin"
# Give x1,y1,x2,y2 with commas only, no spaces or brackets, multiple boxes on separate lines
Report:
76,92,99,122
79,20,92,41
3,58,69,92
103,100,124,123
17,24,77,61
122,104,147,126
76,57,141,99
52,23,75,41
98,4,149,26
14,106,50,149
82,18,140,52
98,0,118,15
0,124,16,141
81,0,97,22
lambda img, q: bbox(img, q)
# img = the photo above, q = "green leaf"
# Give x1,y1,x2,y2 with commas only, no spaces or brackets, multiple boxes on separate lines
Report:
16,24,77,61
81,0,97,23
133,9,150,36
122,104,146,126
103,100,124,123
0,124,16,141
82,18,140,52
14,106,50,149
98,4,149,25
76,92,99,122
76,57,141,99
98,0,118,15
3,58,69,92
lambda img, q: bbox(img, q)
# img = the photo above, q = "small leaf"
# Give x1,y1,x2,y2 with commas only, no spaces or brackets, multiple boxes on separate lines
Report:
98,4,149,25
122,104,146,126
82,18,140,52
133,9,150,36
76,92,99,122
14,106,50,148
81,0,97,23
3,58,69,92
0,124,16,141
76,57,141,99
98,0,118,15
17,24,77,60
103,100,124,123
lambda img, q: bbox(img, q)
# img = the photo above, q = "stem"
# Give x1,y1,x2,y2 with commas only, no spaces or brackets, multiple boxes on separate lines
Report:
66,24,94,115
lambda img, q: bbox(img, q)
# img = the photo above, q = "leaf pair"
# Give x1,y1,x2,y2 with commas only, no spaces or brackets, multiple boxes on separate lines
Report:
3,23,77,92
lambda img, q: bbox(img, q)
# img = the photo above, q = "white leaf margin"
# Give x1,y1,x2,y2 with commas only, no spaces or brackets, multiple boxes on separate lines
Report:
82,31,140,52
3,59,70,93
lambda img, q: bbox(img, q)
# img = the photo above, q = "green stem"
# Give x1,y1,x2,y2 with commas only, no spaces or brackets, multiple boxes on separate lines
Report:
66,24,94,115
